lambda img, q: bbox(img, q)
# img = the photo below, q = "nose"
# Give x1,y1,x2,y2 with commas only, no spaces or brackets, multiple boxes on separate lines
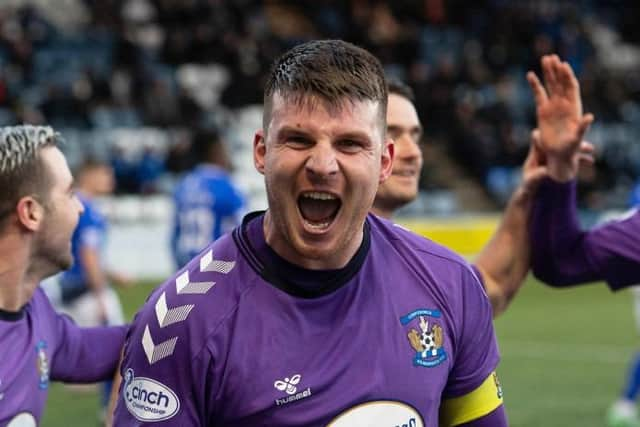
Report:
305,143,338,181
396,134,422,161
74,193,85,214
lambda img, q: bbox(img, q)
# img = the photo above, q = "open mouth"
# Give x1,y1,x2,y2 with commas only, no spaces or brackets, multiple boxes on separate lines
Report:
297,191,342,230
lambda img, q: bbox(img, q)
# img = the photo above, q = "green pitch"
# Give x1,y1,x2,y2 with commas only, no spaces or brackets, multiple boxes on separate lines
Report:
41,277,637,427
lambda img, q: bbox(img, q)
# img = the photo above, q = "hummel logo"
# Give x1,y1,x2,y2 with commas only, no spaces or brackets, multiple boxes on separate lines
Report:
273,374,312,406
274,374,301,395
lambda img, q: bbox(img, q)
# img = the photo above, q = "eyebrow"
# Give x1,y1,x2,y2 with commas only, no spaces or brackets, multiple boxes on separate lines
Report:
278,126,374,143
388,124,424,134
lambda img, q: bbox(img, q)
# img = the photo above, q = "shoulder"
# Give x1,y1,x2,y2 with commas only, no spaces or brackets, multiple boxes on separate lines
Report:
78,199,106,227
127,231,258,362
367,214,486,310
368,214,477,278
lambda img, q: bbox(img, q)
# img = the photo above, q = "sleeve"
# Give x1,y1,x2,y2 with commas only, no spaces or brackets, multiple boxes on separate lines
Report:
455,405,508,427
76,207,102,249
531,179,640,290
440,372,505,426
37,289,127,382
78,225,102,249
112,301,210,425
441,266,501,423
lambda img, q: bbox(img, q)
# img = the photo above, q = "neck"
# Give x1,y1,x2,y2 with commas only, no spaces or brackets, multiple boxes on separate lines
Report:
370,204,393,219
262,211,363,270
0,230,37,312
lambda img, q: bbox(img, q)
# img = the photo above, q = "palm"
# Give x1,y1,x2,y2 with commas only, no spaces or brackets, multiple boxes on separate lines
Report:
527,55,592,169
536,97,582,158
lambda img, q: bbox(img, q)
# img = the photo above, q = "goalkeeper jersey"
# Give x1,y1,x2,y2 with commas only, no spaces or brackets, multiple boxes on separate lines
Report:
114,213,501,426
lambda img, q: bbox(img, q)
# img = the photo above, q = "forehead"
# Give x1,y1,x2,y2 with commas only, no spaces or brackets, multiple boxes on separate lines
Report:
387,93,420,126
267,93,384,140
40,146,72,188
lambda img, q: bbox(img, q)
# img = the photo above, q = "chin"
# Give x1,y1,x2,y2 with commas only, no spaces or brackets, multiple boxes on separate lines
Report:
54,254,73,272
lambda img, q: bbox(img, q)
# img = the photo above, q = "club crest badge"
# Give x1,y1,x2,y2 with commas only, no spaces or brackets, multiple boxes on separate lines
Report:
400,309,447,368
35,340,49,389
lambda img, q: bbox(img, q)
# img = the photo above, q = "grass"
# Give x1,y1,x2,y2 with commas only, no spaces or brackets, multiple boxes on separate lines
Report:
41,277,637,426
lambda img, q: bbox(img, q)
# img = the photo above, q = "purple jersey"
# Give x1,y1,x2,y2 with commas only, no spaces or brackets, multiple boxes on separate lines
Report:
531,179,640,290
114,213,499,426
0,287,126,426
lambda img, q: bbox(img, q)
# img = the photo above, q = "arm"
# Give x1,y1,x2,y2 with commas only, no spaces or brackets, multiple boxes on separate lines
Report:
456,406,507,427
527,55,640,289
440,372,507,426
79,244,110,322
474,137,548,318
112,292,209,425
441,267,505,426
531,180,640,289
39,286,127,383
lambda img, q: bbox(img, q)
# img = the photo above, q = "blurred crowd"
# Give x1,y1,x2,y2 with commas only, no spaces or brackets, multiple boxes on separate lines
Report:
1,0,639,209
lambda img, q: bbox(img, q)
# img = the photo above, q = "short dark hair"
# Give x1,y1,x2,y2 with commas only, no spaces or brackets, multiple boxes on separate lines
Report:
263,39,387,133
192,128,230,169
387,77,415,102
0,125,60,228
75,157,110,177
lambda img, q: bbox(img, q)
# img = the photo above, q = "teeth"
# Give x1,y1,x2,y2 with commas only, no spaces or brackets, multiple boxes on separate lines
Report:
304,219,331,229
301,192,336,200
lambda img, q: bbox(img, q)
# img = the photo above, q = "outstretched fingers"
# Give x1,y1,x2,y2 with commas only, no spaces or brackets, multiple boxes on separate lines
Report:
577,141,596,165
527,71,548,107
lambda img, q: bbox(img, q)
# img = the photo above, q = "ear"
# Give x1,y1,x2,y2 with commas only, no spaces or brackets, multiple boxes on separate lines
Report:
253,130,266,176
379,137,394,183
15,196,45,232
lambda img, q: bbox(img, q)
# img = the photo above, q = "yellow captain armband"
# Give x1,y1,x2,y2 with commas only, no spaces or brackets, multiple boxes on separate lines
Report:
439,372,503,427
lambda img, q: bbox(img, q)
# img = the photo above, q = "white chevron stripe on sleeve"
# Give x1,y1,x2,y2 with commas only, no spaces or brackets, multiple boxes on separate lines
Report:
142,325,178,365
200,249,236,274
175,270,215,295
155,292,194,328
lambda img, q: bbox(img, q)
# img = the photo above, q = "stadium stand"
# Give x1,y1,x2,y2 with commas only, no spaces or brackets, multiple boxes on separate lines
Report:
0,1,638,212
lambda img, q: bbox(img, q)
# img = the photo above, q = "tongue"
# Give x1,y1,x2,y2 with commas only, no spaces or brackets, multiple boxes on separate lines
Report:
299,198,340,223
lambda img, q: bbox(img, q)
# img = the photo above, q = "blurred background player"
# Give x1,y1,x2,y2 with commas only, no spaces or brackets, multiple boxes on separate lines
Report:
0,125,126,426
526,54,640,426
170,128,245,268
44,158,130,422
373,78,555,317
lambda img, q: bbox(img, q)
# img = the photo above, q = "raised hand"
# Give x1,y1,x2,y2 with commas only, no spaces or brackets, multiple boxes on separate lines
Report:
527,55,594,181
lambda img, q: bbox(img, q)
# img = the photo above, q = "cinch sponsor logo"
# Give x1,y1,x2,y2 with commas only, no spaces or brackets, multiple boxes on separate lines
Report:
124,368,180,422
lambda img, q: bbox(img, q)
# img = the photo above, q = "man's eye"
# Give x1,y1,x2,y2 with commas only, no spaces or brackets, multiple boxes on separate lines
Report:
387,130,401,140
286,136,310,146
338,140,363,152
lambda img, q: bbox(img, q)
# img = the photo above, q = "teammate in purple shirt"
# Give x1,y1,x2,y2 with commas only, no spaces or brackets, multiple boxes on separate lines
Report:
527,54,640,427
0,125,127,426
526,54,639,290
373,78,559,318
114,40,506,426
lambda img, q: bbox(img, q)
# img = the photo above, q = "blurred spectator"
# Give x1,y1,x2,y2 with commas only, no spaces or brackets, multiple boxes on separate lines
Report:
0,1,637,209
171,128,245,268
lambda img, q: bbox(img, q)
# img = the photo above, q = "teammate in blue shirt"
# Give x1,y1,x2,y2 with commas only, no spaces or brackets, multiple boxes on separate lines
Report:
171,129,245,268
